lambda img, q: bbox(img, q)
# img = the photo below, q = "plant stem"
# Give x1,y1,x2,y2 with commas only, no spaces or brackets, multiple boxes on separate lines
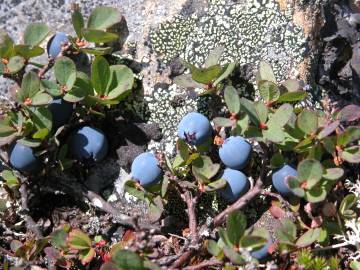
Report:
28,61,45,68
183,258,223,270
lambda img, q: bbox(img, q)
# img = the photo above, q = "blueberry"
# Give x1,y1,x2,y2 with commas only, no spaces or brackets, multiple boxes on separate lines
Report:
47,32,68,58
219,136,252,170
9,142,41,173
218,168,250,202
177,112,212,145
47,98,73,130
272,164,298,197
131,152,162,186
69,126,108,162
251,238,272,261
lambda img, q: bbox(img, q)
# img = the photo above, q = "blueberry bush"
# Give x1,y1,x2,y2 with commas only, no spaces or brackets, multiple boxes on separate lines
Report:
1,4,360,270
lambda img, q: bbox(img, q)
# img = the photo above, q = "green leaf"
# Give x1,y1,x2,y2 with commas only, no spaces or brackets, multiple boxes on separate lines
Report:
213,62,236,86
79,248,96,265
72,9,85,38
15,45,44,59
111,250,145,270
205,178,227,192
224,86,240,114
256,61,276,84
350,261,360,270
87,7,122,30
0,29,14,58
51,225,70,250
268,103,293,128
161,176,169,197
282,79,300,92
82,28,119,43
276,219,297,244
1,170,19,187
7,56,25,74
254,102,268,124
270,153,285,168
297,110,318,135
218,227,232,247
205,46,224,68
258,80,280,103
63,87,86,103
341,146,360,163
304,186,327,203
91,56,110,95
213,117,233,127
173,74,203,89
18,71,40,102
297,159,323,189
207,240,221,256
296,228,320,248
240,235,267,249
192,155,220,183
17,138,41,147
23,23,50,46
223,246,245,265
67,229,92,250
287,176,305,197
227,211,247,245
339,194,356,219
337,126,360,146
263,122,285,143
32,128,49,139
41,80,61,97
80,46,113,56
322,168,344,180
30,107,52,131
277,91,307,103
106,65,134,100
0,121,16,137
240,98,260,126
31,92,53,106
54,56,76,89
191,64,223,84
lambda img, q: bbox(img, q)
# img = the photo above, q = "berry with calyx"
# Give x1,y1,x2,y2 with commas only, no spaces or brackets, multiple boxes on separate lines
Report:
177,112,212,145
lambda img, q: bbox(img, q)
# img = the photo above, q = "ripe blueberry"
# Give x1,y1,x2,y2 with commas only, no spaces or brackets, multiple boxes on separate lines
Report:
69,126,108,162
131,152,162,186
9,142,41,173
272,164,298,197
219,136,252,170
251,238,272,261
177,112,212,145
47,98,73,130
218,168,250,202
47,32,68,58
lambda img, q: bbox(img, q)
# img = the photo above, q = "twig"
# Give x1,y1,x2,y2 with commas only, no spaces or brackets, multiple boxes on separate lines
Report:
183,258,223,270
83,190,137,227
311,242,349,253
213,144,269,227
19,183,43,238
37,59,55,79
171,251,193,269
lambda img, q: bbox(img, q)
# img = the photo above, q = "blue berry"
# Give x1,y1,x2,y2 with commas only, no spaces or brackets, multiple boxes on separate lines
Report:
177,112,212,145
69,126,108,162
9,142,41,173
131,152,162,186
251,238,272,261
47,32,68,58
272,164,298,197
218,168,250,202
219,136,252,169
47,98,73,130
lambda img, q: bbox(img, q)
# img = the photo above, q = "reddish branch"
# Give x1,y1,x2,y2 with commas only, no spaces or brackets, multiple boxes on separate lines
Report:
184,258,223,270
213,144,269,227
37,58,55,79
